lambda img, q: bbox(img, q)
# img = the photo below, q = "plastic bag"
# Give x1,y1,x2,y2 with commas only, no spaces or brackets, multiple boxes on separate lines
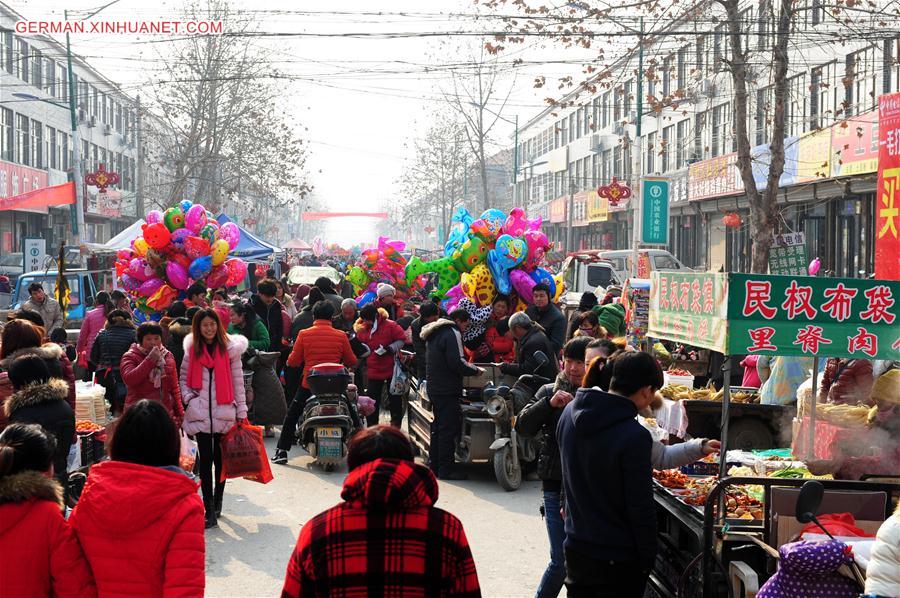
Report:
180,431,198,472
389,358,409,396
219,421,273,484
67,438,82,473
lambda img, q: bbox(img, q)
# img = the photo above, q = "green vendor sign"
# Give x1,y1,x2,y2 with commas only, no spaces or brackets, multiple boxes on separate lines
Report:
727,273,899,360
650,272,900,360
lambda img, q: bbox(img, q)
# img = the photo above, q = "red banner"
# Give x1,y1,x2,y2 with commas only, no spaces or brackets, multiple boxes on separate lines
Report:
301,212,388,221
0,181,75,212
876,93,900,280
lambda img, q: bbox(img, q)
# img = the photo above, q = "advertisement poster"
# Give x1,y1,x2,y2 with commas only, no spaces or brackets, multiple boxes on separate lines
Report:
648,271,730,353
876,92,900,280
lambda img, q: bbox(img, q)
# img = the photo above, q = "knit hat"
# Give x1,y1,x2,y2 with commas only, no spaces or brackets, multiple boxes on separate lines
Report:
376,283,396,299
595,303,626,337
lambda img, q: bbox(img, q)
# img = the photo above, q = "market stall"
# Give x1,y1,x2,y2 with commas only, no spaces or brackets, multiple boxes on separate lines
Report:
645,271,900,597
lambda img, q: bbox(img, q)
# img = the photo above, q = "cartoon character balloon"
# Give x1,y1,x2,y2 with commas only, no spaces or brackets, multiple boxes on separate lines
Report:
451,234,489,273
522,230,550,272
185,204,208,234
502,207,528,238
405,255,460,300
443,207,474,258
509,269,537,300
163,206,185,232
143,223,171,250
460,263,496,307
486,234,527,295
210,239,230,267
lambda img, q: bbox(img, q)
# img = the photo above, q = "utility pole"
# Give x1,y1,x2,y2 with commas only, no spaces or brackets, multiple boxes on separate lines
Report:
630,17,645,278
64,9,85,245
135,94,144,218
512,114,519,206
566,173,575,253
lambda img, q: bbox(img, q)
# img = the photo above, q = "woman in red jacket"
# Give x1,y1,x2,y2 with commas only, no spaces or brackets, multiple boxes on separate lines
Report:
120,322,185,427
355,303,407,428
70,400,205,597
0,423,96,597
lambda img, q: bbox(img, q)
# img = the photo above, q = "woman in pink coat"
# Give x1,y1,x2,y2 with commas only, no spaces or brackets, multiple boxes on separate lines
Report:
75,291,111,377
179,308,248,529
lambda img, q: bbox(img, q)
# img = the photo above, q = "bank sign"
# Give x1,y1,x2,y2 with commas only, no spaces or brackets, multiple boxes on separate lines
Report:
641,177,669,245
650,272,900,360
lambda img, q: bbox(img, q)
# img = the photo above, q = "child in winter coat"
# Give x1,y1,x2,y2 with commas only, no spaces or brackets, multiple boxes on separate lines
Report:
0,423,95,597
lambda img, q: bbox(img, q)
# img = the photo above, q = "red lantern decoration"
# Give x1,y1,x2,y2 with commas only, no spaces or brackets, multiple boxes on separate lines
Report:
722,212,742,228
597,177,632,207
84,163,120,193
424,226,435,234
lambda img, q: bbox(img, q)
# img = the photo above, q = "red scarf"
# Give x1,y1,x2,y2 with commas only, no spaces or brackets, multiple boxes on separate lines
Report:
188,341,233,406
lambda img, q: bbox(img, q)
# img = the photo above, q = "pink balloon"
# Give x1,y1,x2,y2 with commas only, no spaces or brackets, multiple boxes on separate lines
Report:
523,230,550,272
525,216,543,231
116,249,133,261
207,264,229,288
185,204,208,234
170,228,191,248
510,269,537,301
224,258,248,287
145,209,164,225
128,258,153,282
184,236,211,260
808,257,821,276
165,261,190,290
138,277,164,298
219,222,241,250
502,207,528,238
120,274,140,292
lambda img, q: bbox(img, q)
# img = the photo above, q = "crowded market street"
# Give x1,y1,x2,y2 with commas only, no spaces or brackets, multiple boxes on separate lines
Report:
205,439,546,598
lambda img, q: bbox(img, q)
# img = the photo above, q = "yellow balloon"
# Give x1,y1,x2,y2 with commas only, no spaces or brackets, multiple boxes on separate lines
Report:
211,239,230,267
460,263,496,307
133,238,149,257
552,272,565,303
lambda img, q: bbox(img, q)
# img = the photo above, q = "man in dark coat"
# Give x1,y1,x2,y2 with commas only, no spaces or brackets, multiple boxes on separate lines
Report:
526,283,566,355
251,279,284,352
499,312,559,381
556,351,663,597
516,336,591,598
314,276,344,312
421,309,481,480
410,302,439,382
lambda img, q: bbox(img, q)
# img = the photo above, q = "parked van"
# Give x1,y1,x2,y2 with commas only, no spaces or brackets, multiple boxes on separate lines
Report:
595,249,692,281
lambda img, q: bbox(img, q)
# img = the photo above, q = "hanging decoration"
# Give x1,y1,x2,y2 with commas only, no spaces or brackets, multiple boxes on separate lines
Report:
722,212,742,228
597,176,632,207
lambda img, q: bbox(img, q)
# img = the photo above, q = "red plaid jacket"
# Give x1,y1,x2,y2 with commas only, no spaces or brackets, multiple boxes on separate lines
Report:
281,458,481,597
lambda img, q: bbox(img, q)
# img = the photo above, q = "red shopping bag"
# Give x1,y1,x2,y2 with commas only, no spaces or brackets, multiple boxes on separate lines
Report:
219,421,273,484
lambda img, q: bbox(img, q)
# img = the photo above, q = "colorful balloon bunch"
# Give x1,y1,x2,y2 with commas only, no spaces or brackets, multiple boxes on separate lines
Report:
348,237,424,306
115,200,248,322
404,207,565,314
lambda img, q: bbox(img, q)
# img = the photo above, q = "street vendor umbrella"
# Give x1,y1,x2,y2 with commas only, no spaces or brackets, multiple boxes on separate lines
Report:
215,214,282,260
283,239,312,250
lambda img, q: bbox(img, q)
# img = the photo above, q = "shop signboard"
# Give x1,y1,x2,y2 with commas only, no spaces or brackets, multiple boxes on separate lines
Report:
549,196,567,223
831,111,879,178
641,177,669,244
22,237,46,273
0,160,50,214
669,168,689,204
796,129,832,183
688,153,742,201
586,189,608,222
727,273,900,360
768,232,808,276
648,271,730,353
876,92,900,280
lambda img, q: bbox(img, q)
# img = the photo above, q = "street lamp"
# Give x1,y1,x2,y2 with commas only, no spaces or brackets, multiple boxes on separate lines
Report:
13,92,85,244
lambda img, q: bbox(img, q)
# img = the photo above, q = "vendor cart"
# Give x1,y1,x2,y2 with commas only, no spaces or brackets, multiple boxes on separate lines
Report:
646,271,900,597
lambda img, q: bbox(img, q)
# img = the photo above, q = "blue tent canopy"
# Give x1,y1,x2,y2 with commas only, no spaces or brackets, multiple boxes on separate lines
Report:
216,214,281,261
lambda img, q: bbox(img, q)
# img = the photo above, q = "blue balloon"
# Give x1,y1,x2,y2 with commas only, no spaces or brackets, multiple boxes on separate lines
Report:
356,291,376,307
529,267,556,298
188,255,213,280
178,199,193,213
443,207,474,257
132,309,148,324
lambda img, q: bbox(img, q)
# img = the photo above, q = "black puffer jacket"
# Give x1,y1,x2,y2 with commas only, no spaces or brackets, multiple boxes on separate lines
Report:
5,379,74,488
90,324,136,369
421,319,480,397
500,326,559,381
516,374,574,492
251,295,284,351
526,303,567,355
165,319,192,374
410,316,428,380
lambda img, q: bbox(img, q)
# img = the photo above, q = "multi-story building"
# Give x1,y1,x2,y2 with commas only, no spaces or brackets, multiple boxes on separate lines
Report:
0,2,140,252
514,1,895,276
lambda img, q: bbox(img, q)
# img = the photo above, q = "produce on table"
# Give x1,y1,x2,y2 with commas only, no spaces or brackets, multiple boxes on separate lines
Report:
76,420,104,433
815,403,871,427
667,367,692,376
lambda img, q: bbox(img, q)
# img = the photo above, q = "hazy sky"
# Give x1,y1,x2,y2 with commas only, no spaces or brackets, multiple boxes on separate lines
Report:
9,0,592,245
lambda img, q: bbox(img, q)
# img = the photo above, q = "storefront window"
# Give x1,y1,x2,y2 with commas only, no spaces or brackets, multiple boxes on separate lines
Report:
834,195,874,278
725,214,752,273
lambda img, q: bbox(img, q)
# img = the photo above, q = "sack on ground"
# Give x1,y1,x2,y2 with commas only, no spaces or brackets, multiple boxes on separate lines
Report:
219,422,273,484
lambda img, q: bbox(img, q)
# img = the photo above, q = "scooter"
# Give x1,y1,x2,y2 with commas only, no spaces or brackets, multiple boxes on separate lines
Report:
296,363,360,472
482,351,551,491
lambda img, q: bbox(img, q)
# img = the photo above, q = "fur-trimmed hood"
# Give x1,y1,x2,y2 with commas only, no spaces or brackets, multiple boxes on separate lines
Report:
166,320,192,340
420,318,457,341
182,332,248,359
0,343,63,370
0,470,62,510
5,378,69,416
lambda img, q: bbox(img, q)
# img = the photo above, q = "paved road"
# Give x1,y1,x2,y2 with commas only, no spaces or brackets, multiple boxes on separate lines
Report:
205,436,552,597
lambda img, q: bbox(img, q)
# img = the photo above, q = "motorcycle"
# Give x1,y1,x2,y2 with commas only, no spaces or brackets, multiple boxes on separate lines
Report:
296,363,361,472
482,351,552,491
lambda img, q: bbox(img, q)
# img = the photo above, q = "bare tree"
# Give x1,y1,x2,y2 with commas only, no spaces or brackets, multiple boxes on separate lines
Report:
397,112,470,237
442,44,515,213
145,0,311,214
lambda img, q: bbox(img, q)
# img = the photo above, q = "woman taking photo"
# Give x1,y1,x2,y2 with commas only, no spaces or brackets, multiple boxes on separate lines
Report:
120,322,185,427
180,308,248,529
228,301,270,351
70,400,205,595
0,423,95,597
